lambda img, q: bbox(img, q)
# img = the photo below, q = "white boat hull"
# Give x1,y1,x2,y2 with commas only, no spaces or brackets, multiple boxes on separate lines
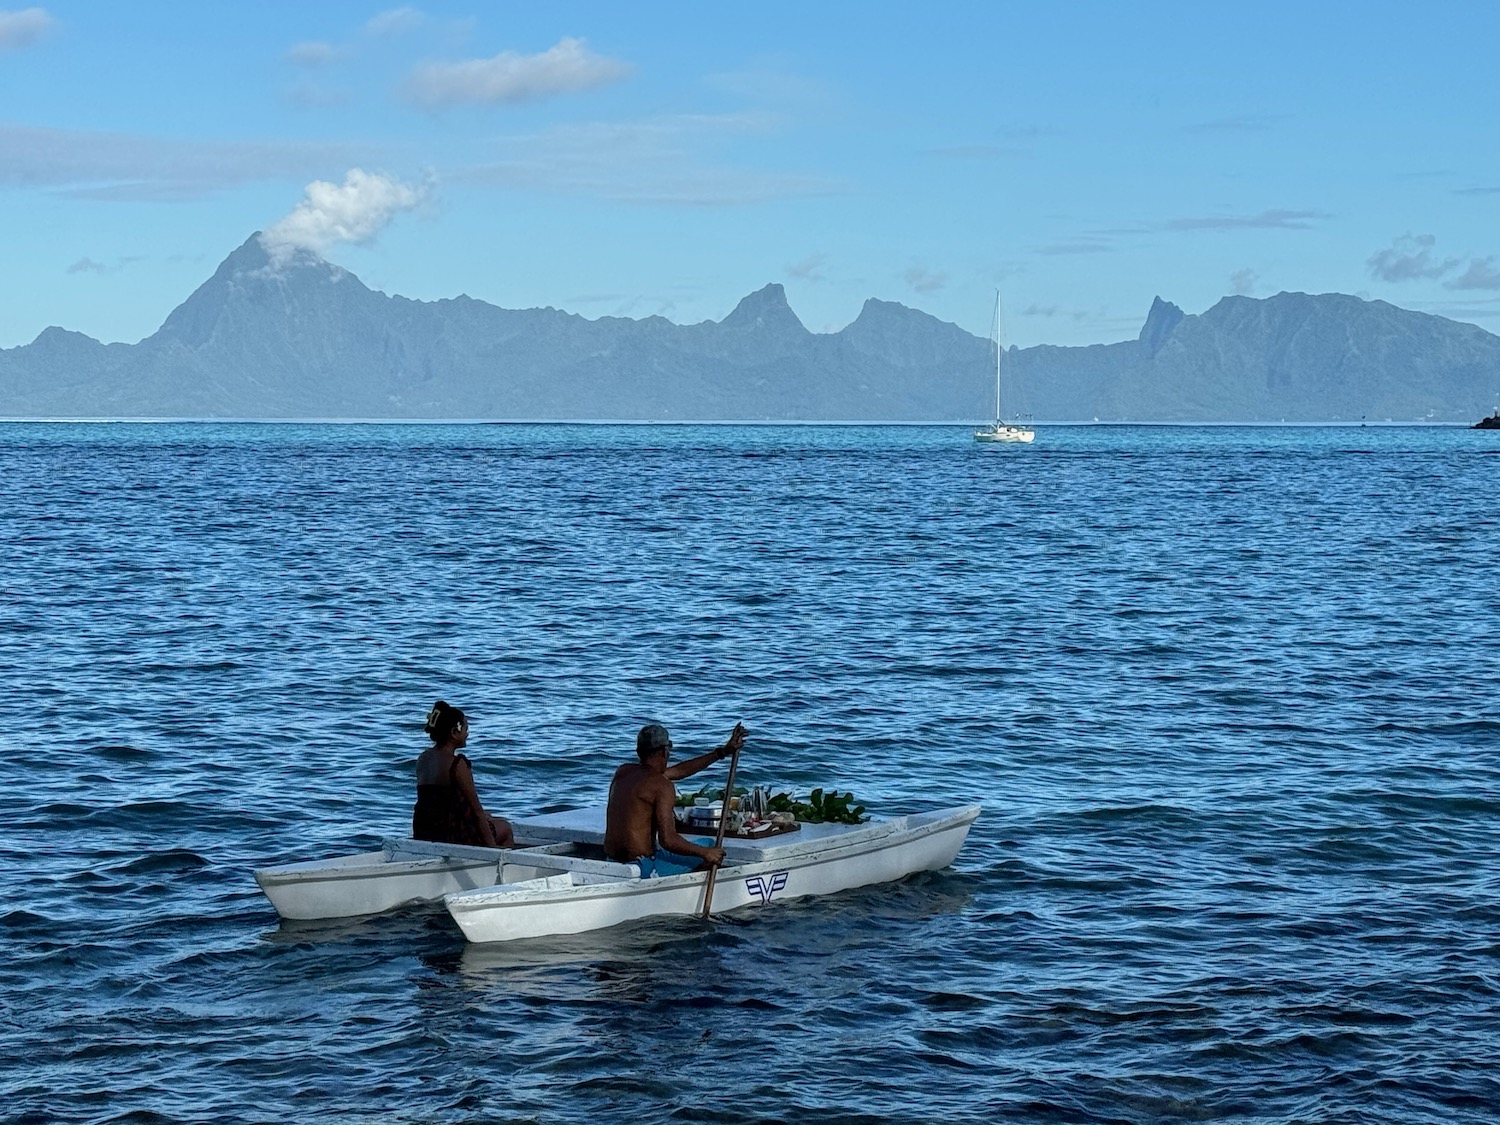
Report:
253,838,640,921
444,804,980,944
974,426,1034,443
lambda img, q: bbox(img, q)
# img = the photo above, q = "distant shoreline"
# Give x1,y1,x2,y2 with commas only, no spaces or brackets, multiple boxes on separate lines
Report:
0,417,1486,428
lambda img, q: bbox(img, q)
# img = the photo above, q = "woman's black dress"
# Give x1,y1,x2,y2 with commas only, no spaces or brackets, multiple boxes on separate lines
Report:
412,753,489,846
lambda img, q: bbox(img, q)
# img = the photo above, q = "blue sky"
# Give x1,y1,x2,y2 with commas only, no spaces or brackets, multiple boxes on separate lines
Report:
2,1,1497,350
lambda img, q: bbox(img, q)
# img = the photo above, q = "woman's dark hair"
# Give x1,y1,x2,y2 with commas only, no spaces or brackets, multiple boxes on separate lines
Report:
424,700,467,744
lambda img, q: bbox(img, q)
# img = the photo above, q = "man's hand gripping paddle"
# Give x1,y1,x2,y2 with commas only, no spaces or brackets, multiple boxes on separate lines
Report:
700,722,746,919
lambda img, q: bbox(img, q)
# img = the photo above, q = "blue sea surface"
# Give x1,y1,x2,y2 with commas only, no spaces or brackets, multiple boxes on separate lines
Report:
2,422,1497,1123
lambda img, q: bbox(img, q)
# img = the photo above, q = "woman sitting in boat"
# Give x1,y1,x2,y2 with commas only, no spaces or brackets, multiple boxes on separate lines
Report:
413,701,515,848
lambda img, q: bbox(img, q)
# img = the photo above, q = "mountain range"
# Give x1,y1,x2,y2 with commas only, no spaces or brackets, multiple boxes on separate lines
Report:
3,233,1498,423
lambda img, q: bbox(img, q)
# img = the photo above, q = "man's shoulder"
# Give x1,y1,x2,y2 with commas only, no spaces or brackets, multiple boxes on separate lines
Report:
612,761,659,789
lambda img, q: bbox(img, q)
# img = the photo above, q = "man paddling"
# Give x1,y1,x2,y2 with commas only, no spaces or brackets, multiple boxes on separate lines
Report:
604,722,747,877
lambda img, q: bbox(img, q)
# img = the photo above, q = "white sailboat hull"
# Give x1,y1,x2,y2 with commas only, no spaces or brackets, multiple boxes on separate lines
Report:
973,426,1035,443
444,804,980,944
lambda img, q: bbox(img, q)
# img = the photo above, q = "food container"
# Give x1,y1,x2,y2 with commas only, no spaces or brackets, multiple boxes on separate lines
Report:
685,801,723,829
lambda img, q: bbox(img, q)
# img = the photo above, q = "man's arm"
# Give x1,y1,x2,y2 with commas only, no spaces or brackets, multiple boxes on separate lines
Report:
652,781,725,866
664,722,747,781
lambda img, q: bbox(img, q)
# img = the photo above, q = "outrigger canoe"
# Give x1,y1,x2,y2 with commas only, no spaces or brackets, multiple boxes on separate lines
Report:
254,804,980,942
254,833,627,922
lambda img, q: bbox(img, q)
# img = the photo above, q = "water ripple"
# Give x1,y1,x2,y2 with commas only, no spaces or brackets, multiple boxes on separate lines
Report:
1,422,1497,1122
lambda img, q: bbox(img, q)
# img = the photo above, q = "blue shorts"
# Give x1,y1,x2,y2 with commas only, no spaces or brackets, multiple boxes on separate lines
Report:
634,848,701,878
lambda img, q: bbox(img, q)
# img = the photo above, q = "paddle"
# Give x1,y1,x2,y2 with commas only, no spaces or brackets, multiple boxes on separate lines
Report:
700,736,743,919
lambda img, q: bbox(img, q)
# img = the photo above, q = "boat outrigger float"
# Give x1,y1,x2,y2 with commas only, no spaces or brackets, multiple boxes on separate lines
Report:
254,804,980,943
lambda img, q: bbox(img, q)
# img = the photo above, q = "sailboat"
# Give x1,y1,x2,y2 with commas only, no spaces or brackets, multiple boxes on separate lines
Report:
973,291,1034,444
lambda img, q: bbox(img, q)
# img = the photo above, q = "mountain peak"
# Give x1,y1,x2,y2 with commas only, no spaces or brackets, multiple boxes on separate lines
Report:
221,231,273,271
720,283,806,334
840,296,978,364
25,325,105,356
853,296,917,320
186,232,355,290
1139,296,1185,356
151,232,366,348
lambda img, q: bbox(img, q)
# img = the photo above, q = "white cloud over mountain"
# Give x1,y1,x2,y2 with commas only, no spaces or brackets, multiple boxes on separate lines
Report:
1368,234,1459,283
1446,257,1500,291
260,169,427,263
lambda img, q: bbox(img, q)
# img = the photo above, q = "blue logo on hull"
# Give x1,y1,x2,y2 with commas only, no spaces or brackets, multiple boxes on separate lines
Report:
745,871,789,905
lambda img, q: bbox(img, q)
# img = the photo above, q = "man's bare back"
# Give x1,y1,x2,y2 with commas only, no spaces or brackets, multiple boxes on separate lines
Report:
604,722,747,868
604,761,684,861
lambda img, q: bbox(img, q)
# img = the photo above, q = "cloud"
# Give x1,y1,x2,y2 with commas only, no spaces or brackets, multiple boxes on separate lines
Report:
0,123,382,200
66,255,140,275
406,37,631,109
1021,304,1059,317
1454,185,1500,196
0,6,52,50
1367,233,1459,282
366,7,424,37
1231,268,1258,295
283,10,423,69
1164,209,1328,231
1445,256,1500,290
904,265,945,294
260,169,428,263
453,113,839,205
287,40,337,66
786,253,826,281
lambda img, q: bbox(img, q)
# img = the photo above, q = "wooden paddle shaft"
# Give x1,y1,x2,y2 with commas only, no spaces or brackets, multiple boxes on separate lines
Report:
700,743,742,918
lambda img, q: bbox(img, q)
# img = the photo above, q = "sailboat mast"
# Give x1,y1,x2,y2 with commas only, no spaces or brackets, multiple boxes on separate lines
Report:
993,290,1002,425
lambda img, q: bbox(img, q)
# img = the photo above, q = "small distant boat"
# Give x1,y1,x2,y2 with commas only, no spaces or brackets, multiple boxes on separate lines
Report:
254,804,980,941
974,291,1034,444
974,422,1036,443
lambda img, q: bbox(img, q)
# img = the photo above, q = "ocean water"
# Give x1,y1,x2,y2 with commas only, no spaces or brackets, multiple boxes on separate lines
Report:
2,422,1497,1123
